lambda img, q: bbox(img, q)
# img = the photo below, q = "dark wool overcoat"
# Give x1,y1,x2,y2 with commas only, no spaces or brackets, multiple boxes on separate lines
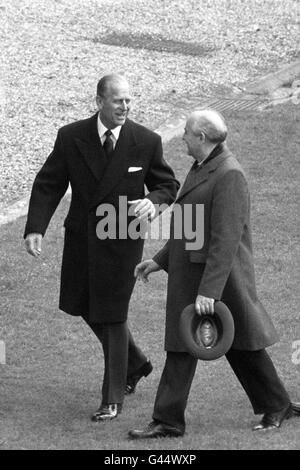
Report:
24,113,179,323
153,143,278,351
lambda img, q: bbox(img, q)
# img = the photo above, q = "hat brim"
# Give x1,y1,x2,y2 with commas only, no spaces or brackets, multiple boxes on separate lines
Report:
179,301,235,360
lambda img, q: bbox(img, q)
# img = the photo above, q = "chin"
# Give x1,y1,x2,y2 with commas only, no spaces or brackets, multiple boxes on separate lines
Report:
115,117,126,125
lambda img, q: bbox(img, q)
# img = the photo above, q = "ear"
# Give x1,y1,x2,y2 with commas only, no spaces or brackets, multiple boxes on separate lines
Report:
96,95,103,110
199,131,206,143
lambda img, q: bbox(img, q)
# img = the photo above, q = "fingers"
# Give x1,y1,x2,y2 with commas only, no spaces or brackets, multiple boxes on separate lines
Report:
136,200,154,220
195,296,215,316
141,266,151,283
134,261,148,282
207,299,214,315
135,265,149,283
25,233,42,258
134,261,147,278
195,300,201,315
128,199,155,221
36,235,42,253
134,259,157,283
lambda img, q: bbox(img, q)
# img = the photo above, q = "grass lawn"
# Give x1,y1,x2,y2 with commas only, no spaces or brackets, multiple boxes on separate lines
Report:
0,103,299,450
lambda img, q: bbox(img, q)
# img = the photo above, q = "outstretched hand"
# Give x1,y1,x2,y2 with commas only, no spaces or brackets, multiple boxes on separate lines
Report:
128,198,156,222
134,259,161,283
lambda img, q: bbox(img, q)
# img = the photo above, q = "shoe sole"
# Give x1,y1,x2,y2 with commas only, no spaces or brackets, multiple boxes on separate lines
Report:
128,431,182,440
91,415,118,422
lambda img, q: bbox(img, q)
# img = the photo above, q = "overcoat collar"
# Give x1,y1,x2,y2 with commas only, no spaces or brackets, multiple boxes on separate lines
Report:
75,113,138,207
176,143,231,203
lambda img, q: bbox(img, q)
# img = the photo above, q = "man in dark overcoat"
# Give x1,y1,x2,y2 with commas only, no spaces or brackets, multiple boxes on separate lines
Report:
129,109,299,438
24,74,179,421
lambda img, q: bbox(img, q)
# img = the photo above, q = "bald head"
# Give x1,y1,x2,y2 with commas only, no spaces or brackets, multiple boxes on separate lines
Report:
187,109,227,144
97,74,129,98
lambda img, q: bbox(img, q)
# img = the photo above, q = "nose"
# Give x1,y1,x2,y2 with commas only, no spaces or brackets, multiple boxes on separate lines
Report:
121,100,128,111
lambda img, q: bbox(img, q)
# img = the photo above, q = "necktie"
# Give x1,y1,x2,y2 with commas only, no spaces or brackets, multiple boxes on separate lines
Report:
103,129,114,157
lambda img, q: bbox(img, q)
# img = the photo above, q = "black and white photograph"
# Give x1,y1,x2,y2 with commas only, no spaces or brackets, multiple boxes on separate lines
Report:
0,0,299,452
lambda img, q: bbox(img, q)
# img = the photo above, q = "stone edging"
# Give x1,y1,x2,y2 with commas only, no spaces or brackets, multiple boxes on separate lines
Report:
1,60,299,227
243,60,300,95
0,196,31,226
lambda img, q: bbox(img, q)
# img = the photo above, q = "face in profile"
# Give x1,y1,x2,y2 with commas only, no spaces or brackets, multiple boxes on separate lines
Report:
97,79,132,129
183,123,201,158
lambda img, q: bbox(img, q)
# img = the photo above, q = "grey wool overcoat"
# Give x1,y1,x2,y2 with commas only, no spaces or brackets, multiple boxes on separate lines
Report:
24,113,179,323
153,143,278,351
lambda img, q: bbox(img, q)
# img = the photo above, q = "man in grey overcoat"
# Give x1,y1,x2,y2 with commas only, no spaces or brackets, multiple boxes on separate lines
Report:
24,74,179,421
129,109,299,438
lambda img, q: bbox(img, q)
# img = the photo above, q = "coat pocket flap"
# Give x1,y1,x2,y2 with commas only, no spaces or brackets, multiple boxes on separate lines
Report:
189,251,207,263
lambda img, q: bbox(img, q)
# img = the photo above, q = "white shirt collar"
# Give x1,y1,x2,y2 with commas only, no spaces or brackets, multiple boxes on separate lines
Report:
97,114,122,142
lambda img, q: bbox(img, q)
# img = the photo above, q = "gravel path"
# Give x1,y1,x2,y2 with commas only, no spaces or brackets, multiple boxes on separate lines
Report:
0,0,298,207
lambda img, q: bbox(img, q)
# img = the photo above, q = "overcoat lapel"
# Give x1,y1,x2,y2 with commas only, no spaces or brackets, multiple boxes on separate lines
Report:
90,119,138,208
74,115,139,208
75,113,107,182
176,145,231,203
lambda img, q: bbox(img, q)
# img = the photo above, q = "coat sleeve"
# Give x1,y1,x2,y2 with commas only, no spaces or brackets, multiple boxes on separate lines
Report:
24,130,69,238
198,169,249,299
153,239,170,273
144,136,180,207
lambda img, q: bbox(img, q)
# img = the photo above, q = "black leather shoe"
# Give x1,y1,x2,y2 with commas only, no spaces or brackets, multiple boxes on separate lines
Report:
125,360,153,395
91,404,120,422
253,402,300,431
128,421,183,439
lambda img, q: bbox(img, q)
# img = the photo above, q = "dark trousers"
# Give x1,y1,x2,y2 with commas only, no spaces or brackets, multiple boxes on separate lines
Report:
153,349,290,433
82,317,147,406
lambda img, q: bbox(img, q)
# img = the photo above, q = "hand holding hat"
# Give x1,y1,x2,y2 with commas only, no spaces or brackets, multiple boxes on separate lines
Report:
180,300,235,361
195,294,215,316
